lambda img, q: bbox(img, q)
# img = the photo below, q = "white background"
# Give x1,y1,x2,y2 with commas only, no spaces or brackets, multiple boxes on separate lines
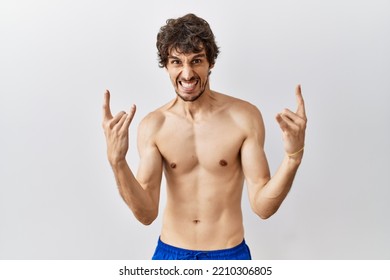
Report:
1,0,389,259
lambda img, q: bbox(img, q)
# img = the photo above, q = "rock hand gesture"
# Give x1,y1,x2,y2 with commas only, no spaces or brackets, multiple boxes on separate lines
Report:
102,90,137,166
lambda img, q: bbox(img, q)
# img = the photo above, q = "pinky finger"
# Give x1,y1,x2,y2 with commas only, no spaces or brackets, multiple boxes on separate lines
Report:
123,104,137,131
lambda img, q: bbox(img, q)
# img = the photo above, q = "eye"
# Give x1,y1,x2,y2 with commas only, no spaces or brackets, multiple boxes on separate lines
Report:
170,59,181,65
192,59,202,64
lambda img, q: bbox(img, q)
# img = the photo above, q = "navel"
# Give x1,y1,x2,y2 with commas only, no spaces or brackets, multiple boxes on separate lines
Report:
193,219,201,224
219,159,228,167
170,162,177,169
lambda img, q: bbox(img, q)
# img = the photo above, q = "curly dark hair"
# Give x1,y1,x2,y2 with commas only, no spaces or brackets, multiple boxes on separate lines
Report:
156,13,220,68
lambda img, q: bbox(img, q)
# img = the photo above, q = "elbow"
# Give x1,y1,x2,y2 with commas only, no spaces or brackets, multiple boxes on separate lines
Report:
140,214,157,225
255,206,279,220
135,209,158,226
258,212,273,220
139,217,155,226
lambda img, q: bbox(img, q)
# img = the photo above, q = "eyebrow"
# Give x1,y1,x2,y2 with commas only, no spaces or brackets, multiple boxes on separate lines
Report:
192,54,206,60
192,53,206,59
168,53,206,60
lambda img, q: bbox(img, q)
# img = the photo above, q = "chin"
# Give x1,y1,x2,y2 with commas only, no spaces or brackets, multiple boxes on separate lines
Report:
176,91,204,102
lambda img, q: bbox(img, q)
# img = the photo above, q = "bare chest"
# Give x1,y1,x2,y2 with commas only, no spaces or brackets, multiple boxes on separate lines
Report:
156,116,245,173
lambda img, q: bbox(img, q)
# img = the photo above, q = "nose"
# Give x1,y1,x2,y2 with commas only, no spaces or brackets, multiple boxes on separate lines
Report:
181,63,194,81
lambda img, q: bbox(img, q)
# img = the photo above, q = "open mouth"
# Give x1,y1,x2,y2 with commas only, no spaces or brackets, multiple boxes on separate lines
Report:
178,79,199,92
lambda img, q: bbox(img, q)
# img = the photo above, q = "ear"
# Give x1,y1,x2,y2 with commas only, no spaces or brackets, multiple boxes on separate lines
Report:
208,64,215,76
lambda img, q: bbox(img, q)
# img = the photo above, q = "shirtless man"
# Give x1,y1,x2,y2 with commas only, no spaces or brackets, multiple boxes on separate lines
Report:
102,14,307,260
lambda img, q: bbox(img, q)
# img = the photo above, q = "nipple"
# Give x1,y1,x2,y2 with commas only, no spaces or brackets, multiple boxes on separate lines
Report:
170,162,177,169
219,159,228,167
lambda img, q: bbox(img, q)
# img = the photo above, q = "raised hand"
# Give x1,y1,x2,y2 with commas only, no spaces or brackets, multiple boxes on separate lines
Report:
275,84,307,158
102,90,136,165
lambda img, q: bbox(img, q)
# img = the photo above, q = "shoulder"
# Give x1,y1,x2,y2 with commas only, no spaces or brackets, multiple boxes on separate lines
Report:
218,93,264,130
138,99,176,137
221,94,266,145
137,109,165,144
216,92,260,113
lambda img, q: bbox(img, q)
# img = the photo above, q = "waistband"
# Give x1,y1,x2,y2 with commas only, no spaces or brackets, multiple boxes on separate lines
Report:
156,237,248,258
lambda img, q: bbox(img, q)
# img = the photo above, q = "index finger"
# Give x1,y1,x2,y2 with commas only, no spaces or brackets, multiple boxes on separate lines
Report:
295,84,306,118
103,89,113,120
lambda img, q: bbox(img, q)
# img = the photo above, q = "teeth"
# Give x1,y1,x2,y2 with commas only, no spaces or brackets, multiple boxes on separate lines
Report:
180,80,197,89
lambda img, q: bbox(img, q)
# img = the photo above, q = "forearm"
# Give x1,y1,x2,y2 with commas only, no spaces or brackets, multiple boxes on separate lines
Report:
111,160,158,225
254,154,302,219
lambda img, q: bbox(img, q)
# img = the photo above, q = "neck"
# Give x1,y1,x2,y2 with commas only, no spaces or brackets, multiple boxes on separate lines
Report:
177,88,216,122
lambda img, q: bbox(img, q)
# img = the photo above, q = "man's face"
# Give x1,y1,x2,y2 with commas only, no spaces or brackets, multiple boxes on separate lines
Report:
166,48,213,102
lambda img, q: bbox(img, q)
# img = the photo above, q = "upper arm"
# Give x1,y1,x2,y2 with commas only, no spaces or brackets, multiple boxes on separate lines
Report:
240,104,271,210
136,113,164,208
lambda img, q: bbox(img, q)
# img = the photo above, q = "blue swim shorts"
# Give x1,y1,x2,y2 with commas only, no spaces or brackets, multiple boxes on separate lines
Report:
152,238,252,260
